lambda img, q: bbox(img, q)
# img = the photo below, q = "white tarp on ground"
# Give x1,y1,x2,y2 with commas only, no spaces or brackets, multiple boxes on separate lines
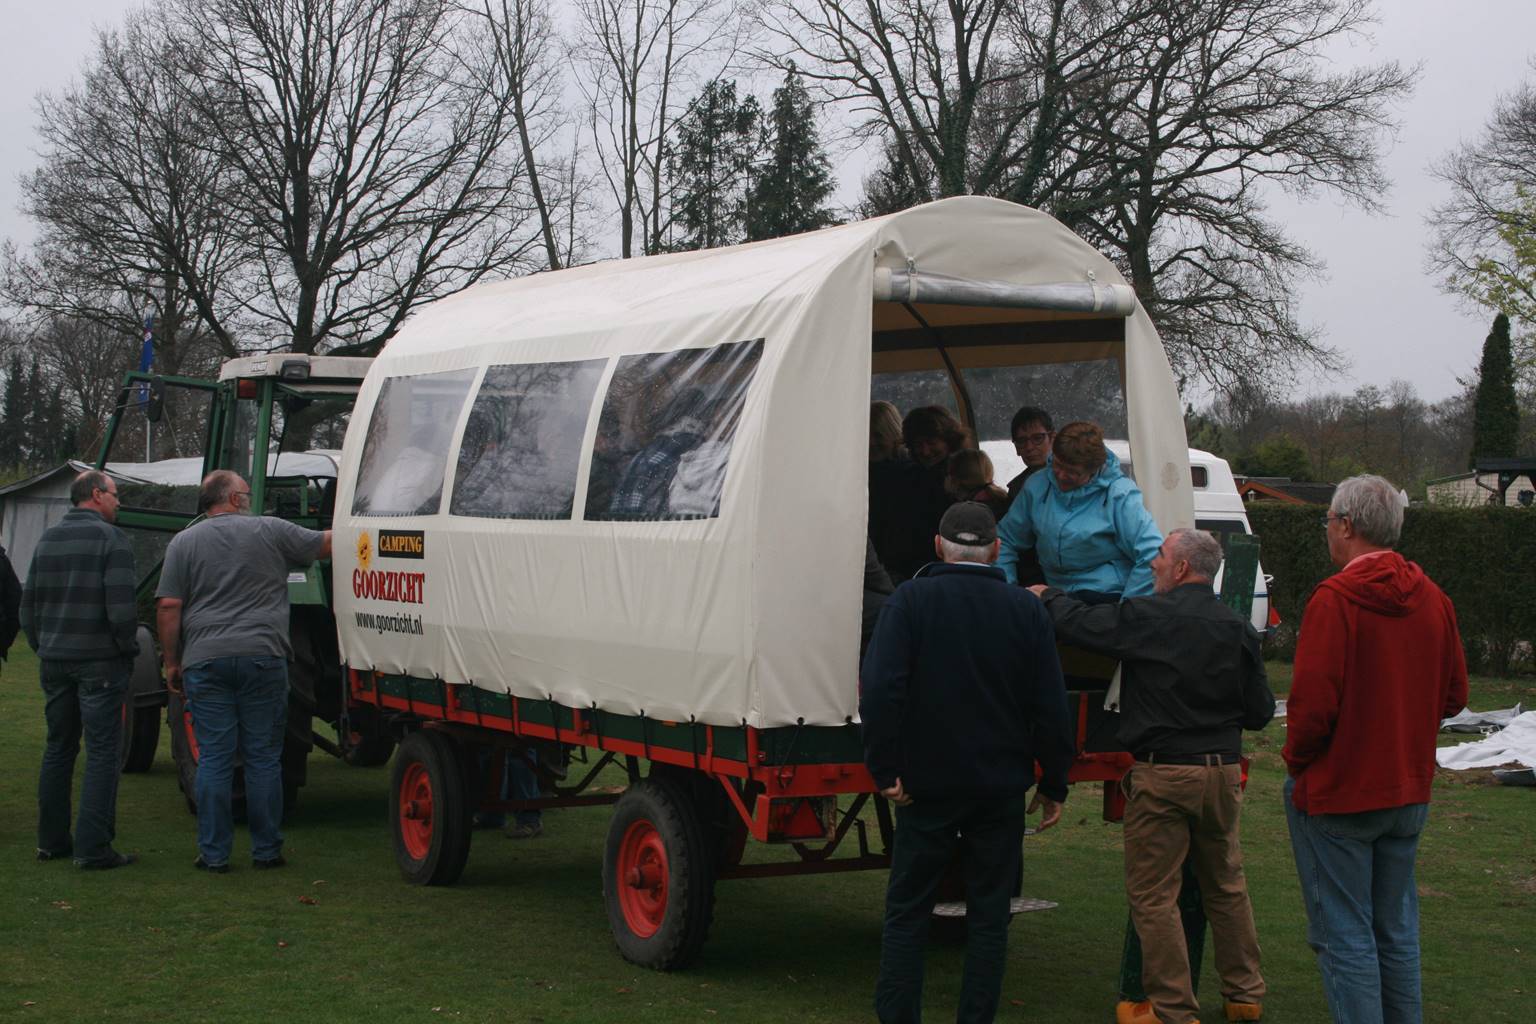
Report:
1436,712,1536,770
1441,704,1525,733
332,197,1193,728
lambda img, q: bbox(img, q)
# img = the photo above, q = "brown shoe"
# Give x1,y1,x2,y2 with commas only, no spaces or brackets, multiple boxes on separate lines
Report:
1224,1001,1263,1021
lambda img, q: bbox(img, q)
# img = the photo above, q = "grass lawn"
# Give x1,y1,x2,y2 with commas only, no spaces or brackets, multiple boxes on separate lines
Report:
2,647,1532,1022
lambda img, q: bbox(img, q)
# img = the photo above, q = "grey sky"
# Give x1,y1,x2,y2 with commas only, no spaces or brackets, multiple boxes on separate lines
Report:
3,1,1531,404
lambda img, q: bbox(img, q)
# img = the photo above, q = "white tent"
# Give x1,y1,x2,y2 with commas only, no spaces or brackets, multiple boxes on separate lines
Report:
334,197,1193,728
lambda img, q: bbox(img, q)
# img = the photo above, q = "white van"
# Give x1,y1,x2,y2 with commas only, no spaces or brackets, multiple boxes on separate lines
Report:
980,440,1273,634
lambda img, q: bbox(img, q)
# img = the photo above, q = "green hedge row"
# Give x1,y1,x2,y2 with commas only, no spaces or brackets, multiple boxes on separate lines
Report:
1248,503,1536,674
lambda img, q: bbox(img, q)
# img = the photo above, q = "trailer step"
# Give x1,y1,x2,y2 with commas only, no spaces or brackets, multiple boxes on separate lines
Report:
932,896,1059,917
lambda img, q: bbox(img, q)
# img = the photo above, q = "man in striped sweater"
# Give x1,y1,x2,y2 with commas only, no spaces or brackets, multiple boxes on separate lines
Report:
21,470,140,870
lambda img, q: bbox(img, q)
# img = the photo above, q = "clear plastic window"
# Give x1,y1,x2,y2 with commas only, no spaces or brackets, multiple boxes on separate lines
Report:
351,370,477,516
962,359,1126,442
585,339,763,521
451,360,607,520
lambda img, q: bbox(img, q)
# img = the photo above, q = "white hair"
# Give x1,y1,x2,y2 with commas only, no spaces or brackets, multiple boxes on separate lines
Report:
1165,528,1223,579
1331,474,1407,546
938,537,996,564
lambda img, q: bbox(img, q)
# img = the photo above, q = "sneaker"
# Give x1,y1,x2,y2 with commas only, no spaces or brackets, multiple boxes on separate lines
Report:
504,821,543,840
193,855,230,874
1224,1001,1264,1021
75,851,136,871
36,847,73,862
252,855,287,870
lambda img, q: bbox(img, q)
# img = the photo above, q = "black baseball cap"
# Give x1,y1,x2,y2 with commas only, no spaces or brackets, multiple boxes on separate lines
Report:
939,501,998,546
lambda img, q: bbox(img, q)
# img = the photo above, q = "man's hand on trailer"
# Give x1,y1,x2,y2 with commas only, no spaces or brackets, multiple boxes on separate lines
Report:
880,778,913,806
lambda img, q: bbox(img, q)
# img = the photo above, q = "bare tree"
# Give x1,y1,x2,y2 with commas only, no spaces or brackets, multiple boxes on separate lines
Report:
177,0,548,354
5,10,250,374
1071,1,1415,392
1428,62,1536,325
462,0,575,269
765,0,1414,395
574,0,734,257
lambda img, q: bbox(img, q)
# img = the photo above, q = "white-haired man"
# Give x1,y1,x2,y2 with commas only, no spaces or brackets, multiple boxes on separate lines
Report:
1283,475,1467,1024
862,501,1074,1024
1031,528,1274,1024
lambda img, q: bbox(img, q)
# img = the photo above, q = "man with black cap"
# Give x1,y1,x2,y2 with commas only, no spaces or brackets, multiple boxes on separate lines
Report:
861,501,1075,1024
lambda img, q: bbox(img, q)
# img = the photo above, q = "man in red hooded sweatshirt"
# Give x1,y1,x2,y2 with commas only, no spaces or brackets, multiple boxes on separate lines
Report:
1282,474,1468,1024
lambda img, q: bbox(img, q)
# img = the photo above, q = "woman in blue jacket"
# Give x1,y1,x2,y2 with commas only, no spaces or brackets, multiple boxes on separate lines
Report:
996,421,1163,599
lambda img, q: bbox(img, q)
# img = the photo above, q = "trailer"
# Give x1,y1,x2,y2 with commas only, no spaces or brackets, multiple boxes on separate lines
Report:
332,196,1195,967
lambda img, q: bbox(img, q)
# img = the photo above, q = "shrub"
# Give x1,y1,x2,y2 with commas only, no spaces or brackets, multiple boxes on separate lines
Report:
1248,502,1536,674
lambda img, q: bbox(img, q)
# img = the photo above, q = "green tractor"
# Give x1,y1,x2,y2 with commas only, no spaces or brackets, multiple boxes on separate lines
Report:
97,353,392,813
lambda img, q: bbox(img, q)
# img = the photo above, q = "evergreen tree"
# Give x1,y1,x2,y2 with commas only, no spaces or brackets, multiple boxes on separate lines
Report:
667,80,761,251
26,357,51,467
857,138,932,218
0,354,22,470
1470,313,1520,465
745,67,837,241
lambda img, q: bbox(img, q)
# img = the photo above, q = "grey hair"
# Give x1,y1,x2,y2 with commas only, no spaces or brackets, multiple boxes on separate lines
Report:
938,537,996,564
199,470,245,513
1165,528,1223,580
1331,474,1406,546
70,470,112,506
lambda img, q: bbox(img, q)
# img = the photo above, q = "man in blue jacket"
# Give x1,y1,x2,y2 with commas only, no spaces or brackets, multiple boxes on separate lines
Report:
861,501,1075,1024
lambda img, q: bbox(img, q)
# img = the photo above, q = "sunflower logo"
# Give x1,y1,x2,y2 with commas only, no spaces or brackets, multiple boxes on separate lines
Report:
356,530,372,571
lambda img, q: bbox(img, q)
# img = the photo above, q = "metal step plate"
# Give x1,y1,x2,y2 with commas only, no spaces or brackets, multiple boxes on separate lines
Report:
932,896,1059,918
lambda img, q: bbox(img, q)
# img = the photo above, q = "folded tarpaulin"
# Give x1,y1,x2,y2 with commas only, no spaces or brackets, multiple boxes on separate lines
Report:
1436,711,1536,771
1441,703,1525,733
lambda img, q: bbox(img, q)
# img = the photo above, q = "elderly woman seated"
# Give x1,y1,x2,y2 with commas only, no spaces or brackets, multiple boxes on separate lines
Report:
996,421,1162,601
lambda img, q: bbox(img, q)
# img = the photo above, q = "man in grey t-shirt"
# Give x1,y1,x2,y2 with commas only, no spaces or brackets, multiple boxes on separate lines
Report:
157,471,331,872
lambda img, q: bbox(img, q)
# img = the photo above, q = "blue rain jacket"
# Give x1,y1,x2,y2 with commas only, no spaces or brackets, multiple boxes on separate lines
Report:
996,448,1162,598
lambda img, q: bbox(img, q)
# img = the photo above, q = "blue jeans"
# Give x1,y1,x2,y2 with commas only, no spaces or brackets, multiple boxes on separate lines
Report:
185,655,289,864
1284,775,1428,1024
38,658,130,862
474,749,543,829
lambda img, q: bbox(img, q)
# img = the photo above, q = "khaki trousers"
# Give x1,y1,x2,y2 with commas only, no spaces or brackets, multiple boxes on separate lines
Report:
1123,762,1265,1024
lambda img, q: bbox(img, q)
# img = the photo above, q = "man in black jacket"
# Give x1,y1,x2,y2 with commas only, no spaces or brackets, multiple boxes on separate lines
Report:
21,471,139,870
861,501,1074,1024
1031,528,1274,1024
0,542,21,665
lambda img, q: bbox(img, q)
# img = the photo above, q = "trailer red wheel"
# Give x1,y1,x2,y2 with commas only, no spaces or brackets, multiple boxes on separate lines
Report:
390,730,472,886
616,819,670,938
603,778,716,970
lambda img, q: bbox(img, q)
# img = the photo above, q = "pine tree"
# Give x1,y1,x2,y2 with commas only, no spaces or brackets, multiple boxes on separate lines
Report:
745,67,837,241
26,357,52,467
667,80,761,251
0,354,22,470
1470,313,1520,466
857,138,932,219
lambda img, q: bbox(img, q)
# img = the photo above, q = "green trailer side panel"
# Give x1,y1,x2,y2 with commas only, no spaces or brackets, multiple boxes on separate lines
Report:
372,675,864,765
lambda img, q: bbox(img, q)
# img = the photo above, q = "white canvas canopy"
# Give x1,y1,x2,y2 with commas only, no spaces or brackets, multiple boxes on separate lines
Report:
333,197,1193,728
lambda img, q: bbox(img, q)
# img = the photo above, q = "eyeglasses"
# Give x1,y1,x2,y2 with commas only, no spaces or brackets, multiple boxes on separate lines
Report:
1318,512,1348,527
1014,431,1051,446
95,486,118,499
232,489,252,501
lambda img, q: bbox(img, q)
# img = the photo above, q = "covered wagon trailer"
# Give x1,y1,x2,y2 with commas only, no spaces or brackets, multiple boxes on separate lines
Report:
336,196,1195,968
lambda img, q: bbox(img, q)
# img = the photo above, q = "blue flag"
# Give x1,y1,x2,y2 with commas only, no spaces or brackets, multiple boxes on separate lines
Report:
136,315,154,407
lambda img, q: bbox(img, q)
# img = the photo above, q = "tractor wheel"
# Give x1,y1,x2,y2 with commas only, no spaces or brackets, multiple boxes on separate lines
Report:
603,777,716,970
120,626,163,773
391,730,472,886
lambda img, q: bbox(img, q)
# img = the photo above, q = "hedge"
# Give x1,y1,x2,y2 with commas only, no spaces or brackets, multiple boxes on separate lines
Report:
1247,503,1536,674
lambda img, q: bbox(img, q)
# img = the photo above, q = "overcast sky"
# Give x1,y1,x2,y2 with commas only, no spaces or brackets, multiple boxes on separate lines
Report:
3,1,1532,404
